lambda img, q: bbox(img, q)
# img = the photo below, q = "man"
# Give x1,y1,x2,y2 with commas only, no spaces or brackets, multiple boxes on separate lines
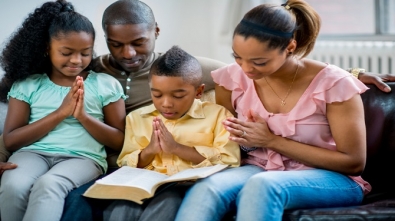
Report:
61,1,226,220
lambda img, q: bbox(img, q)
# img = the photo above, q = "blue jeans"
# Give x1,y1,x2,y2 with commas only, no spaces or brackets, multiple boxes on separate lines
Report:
175,165,364,221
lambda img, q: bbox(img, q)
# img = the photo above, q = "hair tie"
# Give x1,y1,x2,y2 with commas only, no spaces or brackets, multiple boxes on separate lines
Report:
240,19,294,38
281,3,291,10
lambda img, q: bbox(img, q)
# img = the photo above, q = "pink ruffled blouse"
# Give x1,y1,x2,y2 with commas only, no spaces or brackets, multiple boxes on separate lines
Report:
211,62,372,195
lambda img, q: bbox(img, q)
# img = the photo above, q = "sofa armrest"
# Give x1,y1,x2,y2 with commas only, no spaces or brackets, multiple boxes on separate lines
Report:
0,102,8,134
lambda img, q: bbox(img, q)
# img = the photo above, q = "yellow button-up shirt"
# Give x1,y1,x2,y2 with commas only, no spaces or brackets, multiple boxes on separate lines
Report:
117,99,240,175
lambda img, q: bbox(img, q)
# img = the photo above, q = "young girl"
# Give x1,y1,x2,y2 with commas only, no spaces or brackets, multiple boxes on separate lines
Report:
176,0,371,220
0,1,126,221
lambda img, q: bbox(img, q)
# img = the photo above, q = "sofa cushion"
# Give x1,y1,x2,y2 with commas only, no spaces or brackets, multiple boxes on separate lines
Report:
0,102,7,134
283,198,395,221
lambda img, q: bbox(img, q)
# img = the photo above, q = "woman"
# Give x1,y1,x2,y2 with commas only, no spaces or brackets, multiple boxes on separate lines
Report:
175,1,371,220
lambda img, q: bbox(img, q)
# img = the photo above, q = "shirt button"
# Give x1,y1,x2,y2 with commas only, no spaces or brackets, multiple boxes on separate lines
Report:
127,78,131,82
121,72,125,76
126,86,130,90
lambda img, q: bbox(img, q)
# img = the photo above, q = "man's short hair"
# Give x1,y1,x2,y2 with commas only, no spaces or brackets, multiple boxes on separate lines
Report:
102,0,155,30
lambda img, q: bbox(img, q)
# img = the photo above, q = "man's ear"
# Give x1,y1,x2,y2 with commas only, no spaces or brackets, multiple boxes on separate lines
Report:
155,23,160,39
195,84,205,99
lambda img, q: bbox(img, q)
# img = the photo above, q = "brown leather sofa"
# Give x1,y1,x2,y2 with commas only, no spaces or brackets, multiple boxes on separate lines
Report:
280,82,395,221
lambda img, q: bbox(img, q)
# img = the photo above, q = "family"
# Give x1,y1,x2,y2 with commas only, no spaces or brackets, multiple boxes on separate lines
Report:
0,0,393,221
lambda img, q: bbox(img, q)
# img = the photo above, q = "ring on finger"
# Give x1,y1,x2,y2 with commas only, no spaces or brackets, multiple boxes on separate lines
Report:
240,130,246,138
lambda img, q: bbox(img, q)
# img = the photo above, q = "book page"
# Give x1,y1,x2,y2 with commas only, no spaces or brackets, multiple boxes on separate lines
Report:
162,164,228,183
96,167,169,194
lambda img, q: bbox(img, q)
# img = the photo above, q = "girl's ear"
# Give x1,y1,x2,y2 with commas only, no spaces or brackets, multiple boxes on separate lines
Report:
195,84,205,99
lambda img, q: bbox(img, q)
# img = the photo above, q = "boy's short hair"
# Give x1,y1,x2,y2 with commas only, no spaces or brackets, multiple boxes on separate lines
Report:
149,45,202,88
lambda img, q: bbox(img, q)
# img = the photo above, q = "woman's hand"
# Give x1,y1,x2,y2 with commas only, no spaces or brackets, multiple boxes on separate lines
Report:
224,110,277,148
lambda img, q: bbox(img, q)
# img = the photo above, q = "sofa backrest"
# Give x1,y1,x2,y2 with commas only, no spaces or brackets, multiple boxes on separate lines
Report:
361,82,395,197
0,102,7,134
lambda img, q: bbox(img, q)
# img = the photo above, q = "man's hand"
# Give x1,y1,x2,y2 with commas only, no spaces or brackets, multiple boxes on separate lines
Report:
0,162,17,175
359,72,395,93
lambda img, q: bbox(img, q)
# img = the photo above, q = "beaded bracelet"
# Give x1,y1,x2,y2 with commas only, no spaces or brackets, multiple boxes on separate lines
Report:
240,145,257,153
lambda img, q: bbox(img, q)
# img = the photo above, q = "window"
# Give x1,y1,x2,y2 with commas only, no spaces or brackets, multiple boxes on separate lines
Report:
306,0,395,40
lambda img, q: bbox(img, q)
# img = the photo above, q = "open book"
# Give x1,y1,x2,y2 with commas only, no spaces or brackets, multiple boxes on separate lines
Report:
83,164,229,204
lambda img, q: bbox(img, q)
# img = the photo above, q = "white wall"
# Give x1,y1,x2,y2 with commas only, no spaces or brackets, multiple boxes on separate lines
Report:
0,0,253,79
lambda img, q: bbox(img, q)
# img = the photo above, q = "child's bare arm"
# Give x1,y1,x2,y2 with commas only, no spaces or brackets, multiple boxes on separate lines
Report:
3,79,81,151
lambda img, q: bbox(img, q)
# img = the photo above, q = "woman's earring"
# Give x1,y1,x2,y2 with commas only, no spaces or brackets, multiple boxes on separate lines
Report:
44,52,48,57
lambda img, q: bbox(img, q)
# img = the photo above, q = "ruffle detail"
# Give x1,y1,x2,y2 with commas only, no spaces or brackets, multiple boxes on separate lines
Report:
213,63,371,193
211,63,368,138
86,72,126,106
7,91,30,104
103,93,127,106
211,63,251,112
211,63,370,156
7,74,68,103
280,65,369,137
349,175,372,195
311,70,369,107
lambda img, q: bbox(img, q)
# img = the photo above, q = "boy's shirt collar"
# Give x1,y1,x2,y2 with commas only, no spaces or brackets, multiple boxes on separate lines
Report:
139,99,206,120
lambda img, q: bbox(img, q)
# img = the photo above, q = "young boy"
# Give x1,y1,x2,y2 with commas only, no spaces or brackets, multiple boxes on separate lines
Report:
103,45,240,221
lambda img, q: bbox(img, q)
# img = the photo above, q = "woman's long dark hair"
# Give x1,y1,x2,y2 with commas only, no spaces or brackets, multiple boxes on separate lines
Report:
234,0,320,58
